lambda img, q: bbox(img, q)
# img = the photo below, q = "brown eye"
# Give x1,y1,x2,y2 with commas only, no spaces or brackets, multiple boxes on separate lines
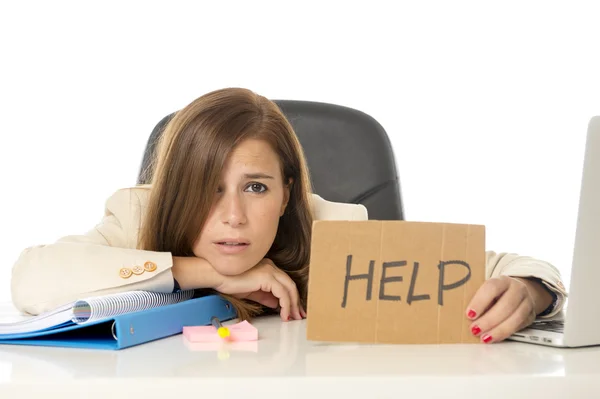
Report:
245,182,267,193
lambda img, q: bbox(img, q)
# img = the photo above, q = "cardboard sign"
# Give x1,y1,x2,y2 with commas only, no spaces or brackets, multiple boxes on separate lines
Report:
306,220,485,344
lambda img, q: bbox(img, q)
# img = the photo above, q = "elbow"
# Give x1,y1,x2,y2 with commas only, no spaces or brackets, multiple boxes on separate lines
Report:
10,245,52,315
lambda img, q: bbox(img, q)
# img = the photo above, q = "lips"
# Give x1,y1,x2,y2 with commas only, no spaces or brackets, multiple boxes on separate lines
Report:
213,239,250,254
214,239,250,245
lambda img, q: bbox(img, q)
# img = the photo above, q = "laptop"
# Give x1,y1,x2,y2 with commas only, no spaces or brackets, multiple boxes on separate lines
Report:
508,116,600,348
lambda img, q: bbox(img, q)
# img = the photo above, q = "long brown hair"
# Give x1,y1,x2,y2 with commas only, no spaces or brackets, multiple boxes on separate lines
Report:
138,88,314,320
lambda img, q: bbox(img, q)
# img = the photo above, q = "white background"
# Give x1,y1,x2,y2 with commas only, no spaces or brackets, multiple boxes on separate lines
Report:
0,1,598,304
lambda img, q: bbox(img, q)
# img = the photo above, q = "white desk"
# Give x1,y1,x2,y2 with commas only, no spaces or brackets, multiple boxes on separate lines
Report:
1,305,600,398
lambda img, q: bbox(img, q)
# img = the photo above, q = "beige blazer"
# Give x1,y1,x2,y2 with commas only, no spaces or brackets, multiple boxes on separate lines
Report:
10,185,567,318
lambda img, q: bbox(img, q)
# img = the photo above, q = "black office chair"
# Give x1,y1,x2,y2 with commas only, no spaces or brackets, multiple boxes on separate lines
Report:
137,100,404,221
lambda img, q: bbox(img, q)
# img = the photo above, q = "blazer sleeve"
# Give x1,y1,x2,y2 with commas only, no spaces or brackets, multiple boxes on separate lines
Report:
485,250,568,318
10,188,175,316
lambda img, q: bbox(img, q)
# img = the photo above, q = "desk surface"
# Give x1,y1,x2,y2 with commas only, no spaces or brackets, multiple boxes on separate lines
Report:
1,303,600,398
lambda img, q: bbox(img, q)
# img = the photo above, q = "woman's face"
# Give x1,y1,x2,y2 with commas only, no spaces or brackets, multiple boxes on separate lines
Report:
193,138,290,276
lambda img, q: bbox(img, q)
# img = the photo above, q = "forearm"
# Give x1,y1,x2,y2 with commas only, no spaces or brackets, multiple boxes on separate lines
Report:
515,277,553,315
172,256,223,290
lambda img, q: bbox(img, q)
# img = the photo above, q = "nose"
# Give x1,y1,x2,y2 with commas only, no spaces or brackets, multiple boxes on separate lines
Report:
219,191,247,227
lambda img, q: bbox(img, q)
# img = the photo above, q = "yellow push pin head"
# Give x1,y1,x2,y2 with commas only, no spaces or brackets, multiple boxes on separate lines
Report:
217,327,230,339
211,316,230,339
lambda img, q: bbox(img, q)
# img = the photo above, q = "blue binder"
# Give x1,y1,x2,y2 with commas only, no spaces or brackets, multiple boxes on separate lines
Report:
0,295,237,350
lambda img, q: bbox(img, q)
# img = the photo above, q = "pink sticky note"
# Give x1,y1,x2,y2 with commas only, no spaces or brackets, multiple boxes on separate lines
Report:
183,320,258,342
183,339,258,353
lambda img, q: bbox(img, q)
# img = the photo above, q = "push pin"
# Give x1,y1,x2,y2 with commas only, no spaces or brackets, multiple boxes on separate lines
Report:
211,316,230,339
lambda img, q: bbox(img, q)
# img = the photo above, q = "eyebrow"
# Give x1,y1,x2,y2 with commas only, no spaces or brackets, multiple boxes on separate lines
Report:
244,173,275,179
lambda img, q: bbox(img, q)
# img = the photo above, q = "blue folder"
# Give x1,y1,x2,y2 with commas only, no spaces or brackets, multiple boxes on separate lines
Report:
0,295,237,350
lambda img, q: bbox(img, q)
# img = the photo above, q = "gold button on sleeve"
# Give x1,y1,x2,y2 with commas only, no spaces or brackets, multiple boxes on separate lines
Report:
143,261,157,272
131,265,144,275
119,268,133,279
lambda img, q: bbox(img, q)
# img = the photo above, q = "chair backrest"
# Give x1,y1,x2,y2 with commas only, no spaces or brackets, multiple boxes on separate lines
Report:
137,100,404,220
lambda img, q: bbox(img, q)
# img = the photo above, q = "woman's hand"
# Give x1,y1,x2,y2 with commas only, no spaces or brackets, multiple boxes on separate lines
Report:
214,258,306,322
465,276,552,343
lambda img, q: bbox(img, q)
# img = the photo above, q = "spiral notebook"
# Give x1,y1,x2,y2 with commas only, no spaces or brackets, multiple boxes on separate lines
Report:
0,290,237,350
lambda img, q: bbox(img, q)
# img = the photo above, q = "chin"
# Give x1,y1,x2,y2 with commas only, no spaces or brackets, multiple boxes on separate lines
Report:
211,258,256,277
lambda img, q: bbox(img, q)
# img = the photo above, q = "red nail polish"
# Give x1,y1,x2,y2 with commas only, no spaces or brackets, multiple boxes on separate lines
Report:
467,309,477,319
482,334,492,343
471,325,481,335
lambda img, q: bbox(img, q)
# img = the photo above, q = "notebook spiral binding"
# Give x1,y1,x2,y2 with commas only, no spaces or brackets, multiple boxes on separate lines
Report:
71,290,195,324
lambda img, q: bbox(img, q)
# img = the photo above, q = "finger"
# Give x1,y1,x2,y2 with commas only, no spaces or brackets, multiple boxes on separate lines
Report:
300,306,307,319
245,291,279,309
470,280,529,336
263,277,292,322
273,272,302,320
466,276,511,321
478,298,535,343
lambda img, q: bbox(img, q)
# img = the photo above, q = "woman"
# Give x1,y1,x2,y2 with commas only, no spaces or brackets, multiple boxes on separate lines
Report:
10,88,566,343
